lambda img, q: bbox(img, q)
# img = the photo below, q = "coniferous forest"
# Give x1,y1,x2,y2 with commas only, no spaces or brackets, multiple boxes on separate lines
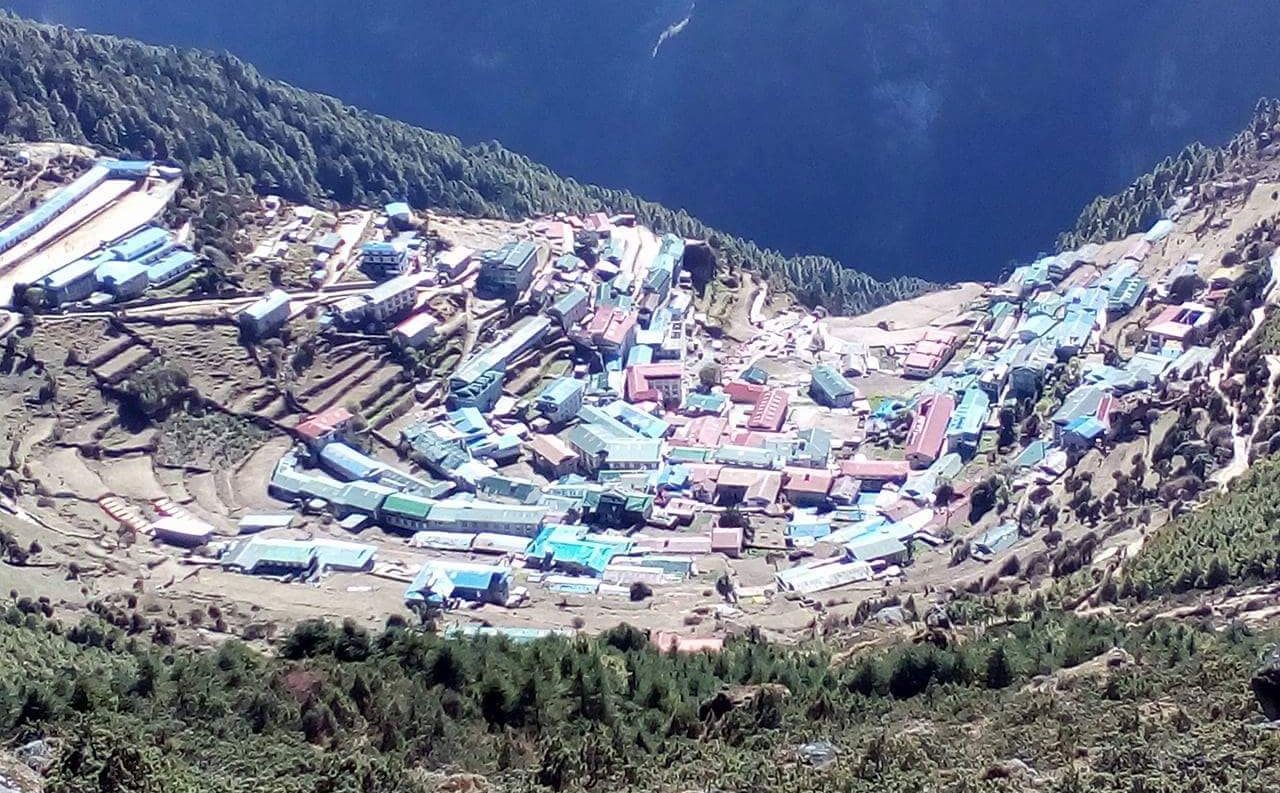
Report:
0,600,1277,793
0,13,932,316
2,10,1280,793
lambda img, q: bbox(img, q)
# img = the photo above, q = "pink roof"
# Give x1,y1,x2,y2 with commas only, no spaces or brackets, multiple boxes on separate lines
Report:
839,459,910,481
905,393,955,462
296,406,352,440
747,388,789,431
394,311,436,335
672,416,728,447
664,535,713,554
914,339,950,356
903,351,943,370
1124,240,1152,261
436,247,472,267
631,534,669,552
924,328,959,345
744,472,782,504
783,466,834,495
724,381,768,404
652,631,725,653
685,464,723,488
1146,303,1213,340
710,525,744,552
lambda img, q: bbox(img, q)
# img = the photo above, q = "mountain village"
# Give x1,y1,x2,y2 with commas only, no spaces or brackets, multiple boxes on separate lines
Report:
2,143,1279,644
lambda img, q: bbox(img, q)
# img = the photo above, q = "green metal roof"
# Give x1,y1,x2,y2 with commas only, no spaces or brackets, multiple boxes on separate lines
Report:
382,492,434,519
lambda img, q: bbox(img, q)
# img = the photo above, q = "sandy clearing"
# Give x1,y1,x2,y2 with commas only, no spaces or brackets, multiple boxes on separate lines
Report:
26,447,108,500
822,282,985,348
0,176,178,307
93,454,167,501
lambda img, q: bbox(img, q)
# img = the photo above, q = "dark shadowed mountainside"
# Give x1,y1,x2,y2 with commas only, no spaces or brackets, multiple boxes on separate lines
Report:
6,0,1280,281
0,12,933,315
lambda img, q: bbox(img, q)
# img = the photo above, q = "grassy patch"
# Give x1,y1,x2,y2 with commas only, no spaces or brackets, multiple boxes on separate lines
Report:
156,409,268,468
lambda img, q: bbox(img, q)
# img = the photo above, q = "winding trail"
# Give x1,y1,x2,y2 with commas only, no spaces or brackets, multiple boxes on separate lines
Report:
1209,251,1280,490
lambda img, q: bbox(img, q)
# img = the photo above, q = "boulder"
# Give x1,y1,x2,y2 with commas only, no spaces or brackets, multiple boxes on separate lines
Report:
795,740,838,768
1251,644,1280,721
13,740,56,776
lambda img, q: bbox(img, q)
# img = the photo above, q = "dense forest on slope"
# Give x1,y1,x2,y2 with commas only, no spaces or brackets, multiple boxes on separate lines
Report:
1119,454,1280,600
0,13,930,315
1059,98,1280,249
11,1,1280,282
0,600,1275,792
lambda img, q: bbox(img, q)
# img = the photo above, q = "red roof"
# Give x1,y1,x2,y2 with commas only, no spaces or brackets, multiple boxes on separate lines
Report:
296,406,352,440
747,388,789,431
729,430,772,447
625,367,656,402
923,328,959,346
914,339,951,356
625,362,683,403
744,471,782,504
529,433,576,465
724,381,768,404
600,310,638,347
717,467,765,488
586,305,613,336
838,459,910,482
903,351,943,372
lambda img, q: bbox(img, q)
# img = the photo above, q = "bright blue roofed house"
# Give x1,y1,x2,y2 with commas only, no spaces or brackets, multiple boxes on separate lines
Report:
146,249,199,285
535,377,585,423
945,388,990,457
320,442,386,481
108,226,171,262
810,364,858,408
405,561,511,605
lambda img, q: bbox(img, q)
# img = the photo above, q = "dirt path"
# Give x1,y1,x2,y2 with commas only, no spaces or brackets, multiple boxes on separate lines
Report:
749,281,768,327
1210,251,1280,490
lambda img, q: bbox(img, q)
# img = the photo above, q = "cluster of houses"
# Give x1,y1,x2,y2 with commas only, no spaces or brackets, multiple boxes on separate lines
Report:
206,198,1264,619
3,158,196,308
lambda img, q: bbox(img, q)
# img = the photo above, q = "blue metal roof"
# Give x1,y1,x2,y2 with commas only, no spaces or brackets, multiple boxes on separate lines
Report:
447,406,491,436
538,377,584,405
320,442,384,481
242,289,290,320
146,249,198,283
625,345,654,367
974,523,1018,555
947,388,990,438
109,226,170,261
95,257,148,284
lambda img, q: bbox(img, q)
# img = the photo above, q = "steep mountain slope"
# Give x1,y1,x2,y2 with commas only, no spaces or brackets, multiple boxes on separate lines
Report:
0,12,931,316
1060,98,1280,248
0,601,1275,792
9,1,1280,282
